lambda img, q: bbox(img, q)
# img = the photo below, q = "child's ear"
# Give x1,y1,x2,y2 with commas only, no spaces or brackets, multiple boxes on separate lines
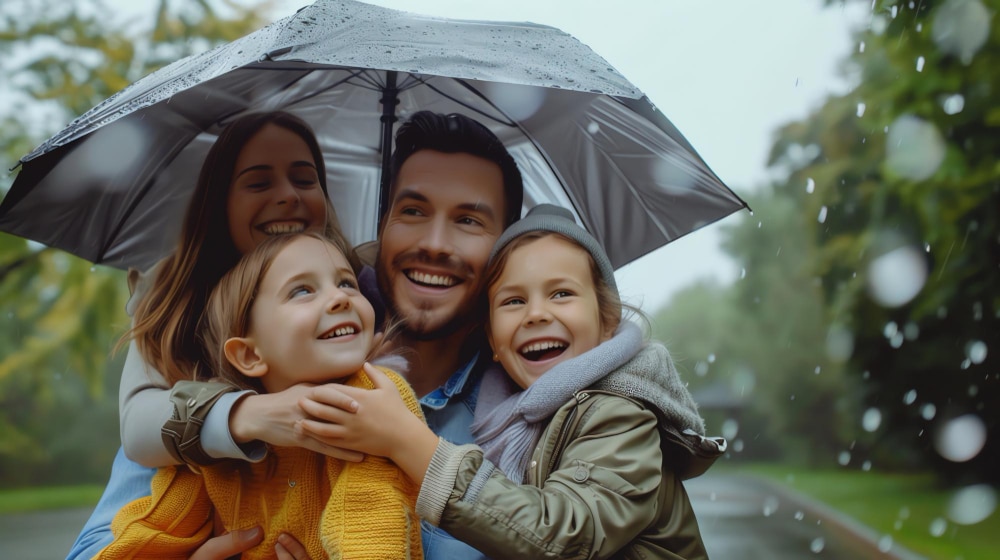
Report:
223,337,268,378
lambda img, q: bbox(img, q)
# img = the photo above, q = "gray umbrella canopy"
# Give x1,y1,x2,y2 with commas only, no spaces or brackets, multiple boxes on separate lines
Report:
0,0,747,272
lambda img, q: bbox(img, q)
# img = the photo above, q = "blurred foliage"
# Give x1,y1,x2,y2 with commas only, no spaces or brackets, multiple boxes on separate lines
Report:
0,0,272,487
656,0,998,484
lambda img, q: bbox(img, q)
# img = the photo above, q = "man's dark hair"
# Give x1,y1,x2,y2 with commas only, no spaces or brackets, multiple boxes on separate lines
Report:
382,111,524,227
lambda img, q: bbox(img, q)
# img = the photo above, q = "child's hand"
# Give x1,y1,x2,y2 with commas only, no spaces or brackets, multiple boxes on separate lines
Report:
297,364,438,484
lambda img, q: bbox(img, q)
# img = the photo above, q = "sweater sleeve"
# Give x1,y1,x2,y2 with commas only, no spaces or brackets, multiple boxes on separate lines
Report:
94,466,214,559
320,368,425,559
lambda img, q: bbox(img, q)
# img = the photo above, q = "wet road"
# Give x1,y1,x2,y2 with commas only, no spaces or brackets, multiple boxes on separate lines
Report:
2,473,922,559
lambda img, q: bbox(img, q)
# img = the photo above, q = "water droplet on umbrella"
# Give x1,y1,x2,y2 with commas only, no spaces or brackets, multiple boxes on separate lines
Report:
810,537,825,553
762,496,780,517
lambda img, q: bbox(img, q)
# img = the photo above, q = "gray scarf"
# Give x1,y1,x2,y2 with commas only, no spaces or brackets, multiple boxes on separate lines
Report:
470,321,644,483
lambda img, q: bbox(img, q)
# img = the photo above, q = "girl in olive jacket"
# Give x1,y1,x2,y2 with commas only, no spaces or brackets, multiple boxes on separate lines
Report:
317,204,726,559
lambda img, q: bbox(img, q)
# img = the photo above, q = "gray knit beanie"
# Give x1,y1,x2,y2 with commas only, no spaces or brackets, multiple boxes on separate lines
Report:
490,204,617,292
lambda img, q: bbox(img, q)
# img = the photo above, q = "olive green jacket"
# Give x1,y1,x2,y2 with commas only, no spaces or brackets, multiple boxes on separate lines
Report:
416,347,724,559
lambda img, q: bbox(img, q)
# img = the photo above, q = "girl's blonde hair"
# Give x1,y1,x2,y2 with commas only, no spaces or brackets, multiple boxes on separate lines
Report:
485,231,623,338
199,231,365,392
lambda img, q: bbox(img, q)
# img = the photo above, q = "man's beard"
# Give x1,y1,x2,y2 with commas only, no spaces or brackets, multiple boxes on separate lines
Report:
376,248,484,341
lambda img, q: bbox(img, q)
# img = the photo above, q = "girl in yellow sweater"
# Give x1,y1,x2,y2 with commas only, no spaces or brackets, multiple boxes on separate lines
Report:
98,231,424,560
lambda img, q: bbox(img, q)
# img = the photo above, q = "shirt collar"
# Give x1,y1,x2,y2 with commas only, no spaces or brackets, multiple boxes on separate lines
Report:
419,351,481,411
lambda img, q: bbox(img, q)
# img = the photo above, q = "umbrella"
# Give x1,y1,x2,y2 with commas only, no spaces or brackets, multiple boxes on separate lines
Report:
0,0,747,272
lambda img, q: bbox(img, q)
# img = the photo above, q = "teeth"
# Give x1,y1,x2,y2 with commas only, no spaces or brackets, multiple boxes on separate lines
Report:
407,271,457,287
520,340,566,355
262,222,305,235
322,326,357,339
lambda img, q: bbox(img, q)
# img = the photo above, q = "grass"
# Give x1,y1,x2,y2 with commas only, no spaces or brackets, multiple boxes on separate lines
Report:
0,485,105,515
735,463,999,560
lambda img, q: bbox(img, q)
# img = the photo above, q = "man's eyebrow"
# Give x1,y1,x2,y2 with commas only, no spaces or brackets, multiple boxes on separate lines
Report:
457,201,497,222
392,189,429,204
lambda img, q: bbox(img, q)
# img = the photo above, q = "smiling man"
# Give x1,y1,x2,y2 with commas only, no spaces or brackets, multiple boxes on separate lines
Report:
373,111,523,559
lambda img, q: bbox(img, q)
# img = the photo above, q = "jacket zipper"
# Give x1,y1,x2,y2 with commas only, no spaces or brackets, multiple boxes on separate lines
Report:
541,391,591,480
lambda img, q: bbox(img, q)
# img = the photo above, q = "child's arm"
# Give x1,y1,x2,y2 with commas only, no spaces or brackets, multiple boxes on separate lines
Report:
299,370,701,559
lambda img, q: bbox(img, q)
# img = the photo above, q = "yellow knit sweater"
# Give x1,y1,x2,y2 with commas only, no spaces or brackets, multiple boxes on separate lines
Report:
96,367,424,560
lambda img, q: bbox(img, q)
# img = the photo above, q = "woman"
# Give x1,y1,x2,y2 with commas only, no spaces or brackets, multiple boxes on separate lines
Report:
69,111,358,560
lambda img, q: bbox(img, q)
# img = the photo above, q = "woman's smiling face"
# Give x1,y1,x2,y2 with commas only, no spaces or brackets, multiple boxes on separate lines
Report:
226,123,328,255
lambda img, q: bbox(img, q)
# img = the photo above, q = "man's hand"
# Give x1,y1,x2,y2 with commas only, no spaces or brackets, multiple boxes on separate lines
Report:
229,384,364,462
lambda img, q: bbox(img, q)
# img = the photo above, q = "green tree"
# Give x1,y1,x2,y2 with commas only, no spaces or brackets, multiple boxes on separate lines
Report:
762,0,997,481
0,0,272,486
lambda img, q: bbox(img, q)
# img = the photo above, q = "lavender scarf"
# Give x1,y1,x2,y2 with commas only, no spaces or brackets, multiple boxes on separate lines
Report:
470,321,644,483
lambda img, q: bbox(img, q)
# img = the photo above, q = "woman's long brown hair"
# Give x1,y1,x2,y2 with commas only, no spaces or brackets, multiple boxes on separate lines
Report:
126,111,350,386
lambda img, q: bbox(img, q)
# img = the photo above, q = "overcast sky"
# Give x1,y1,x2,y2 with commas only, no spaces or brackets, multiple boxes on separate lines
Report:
105,0,870,314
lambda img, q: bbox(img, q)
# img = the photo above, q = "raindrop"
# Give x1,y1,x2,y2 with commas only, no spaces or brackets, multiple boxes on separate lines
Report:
947,484,997,525
586,121,600,135
916,56,926,72
934,414,987,462
866,246,928,307
794,511,805,521
862,408,882,432
932,0,991,64
878,535,893,552
862,460,872,471
708,354,716,363
966,340,988,364
806,177,815,193
740,268,747,279
810,537,825,553
733,439,744,452
694,361,709,377
925,243,931,252
890,332,904,348
814,366,821,375
903,389,917,405
929,517,948,537
856,102,866,117
891,5,899,17
859,41,866,53
817,206,828,224
722,418,739,440
826,324,854,363
762,496,780,517
941,93,966,115
904,322,920,340
838,451,851,466
921,403,937,420
886,115,946,180
884,321,899,338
